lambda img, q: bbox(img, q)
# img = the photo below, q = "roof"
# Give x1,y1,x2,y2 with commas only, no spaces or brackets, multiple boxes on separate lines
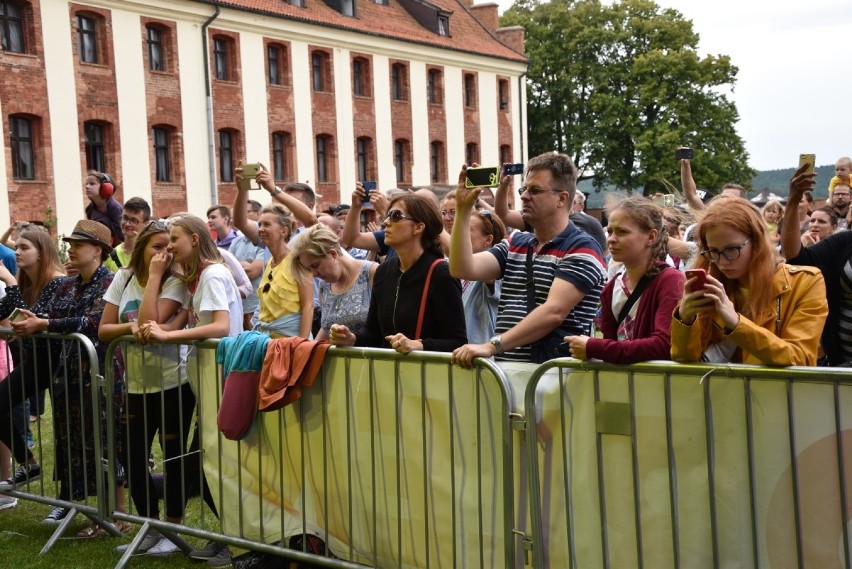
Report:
197,0,528,64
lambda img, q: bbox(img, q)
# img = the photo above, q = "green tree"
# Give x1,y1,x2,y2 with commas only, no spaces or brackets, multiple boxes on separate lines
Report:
502,0,755,194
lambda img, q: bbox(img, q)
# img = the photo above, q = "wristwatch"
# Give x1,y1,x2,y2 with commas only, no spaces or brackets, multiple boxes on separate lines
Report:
488,334,505,356
270,187,283,196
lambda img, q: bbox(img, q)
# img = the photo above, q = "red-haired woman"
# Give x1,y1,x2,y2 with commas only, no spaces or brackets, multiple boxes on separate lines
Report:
672,197,827,366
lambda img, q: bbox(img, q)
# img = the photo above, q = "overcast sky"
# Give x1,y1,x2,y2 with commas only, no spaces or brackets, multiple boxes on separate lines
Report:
494,0,852,171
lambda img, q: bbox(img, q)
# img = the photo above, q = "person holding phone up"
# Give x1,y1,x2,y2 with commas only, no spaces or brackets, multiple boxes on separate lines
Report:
671,194,827,366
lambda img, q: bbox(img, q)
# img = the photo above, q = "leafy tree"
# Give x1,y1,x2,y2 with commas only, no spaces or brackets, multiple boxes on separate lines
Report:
502,0,756,194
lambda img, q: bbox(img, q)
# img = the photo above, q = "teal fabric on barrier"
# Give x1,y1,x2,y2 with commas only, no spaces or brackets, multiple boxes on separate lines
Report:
216,331,270,377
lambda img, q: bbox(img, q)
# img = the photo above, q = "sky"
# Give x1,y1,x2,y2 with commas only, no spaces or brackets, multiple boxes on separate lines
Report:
493,0,852,171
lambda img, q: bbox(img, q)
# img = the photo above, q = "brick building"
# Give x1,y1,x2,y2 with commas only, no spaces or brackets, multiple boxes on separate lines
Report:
0,0,527,234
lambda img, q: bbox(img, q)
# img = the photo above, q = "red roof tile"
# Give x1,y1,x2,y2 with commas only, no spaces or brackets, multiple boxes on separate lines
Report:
198,0,528,64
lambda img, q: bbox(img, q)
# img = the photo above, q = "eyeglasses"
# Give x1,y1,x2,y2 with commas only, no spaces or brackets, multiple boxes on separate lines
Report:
440,209,456,218
137,220,168,238
121,215,143,226
699,239,750,263
384,210,418,223
518,185,565,197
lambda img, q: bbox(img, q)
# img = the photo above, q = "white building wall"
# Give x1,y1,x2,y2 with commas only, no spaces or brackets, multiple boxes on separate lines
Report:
334,47,355,197
113,10,153,206
409,60,429,187
290,40,314,186
444,66,465,174
241,33,270,170
41,0,84,235
478,71,498,167
372,55,394,192
176,19,214,216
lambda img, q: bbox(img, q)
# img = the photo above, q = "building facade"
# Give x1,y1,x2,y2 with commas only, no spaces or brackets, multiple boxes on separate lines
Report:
0,0,527,233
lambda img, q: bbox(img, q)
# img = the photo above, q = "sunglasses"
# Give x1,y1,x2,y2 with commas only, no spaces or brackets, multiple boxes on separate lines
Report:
138,219,168,238
262,269,273,293
384,209,418,223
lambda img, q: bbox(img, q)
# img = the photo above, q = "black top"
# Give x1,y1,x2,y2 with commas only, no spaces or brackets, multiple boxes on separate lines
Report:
570,212,608,251
356,250,467,352
786,230,852,365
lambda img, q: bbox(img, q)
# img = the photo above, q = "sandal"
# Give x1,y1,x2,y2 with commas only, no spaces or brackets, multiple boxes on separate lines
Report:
113,520,133,534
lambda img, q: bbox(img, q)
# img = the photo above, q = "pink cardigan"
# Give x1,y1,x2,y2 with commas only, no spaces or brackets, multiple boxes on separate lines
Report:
585,265,685,364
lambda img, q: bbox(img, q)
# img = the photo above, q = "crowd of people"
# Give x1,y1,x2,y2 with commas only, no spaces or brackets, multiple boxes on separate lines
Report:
0,150,848,565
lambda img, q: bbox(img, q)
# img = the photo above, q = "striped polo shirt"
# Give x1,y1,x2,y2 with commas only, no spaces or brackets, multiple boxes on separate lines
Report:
489,223,606,362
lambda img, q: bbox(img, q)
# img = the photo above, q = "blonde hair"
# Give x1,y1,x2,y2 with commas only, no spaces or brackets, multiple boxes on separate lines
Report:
261,203,295,241
167,214,223,285
289,224,343,281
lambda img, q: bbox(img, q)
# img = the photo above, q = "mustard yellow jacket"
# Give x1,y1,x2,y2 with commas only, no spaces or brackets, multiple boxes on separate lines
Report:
671,264,827,366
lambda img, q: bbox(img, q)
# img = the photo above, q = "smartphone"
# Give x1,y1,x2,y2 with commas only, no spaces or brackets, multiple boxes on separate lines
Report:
238,163,262,191
9,308,26,323
465,166,501,188
361,181,376,203
675,147,694,160
652,194,675,207
503,163,524,176
798,153,816,175
685,268,707,292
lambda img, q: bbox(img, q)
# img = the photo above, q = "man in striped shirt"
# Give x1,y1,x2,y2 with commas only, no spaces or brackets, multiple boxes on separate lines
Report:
449,153,606,366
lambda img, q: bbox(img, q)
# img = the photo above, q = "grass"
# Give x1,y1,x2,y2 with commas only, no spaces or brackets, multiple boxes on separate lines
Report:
0,398,217,568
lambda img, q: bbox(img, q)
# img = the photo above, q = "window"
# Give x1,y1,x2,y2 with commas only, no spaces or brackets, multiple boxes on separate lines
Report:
0,2,25,53
352,58,365,97
430,141,443,183
213,37,229,80
311,51,330,92
77,15,97,63
286,0,304,6
146,26,164,71
394,139,409,184
84,122,105,173
465,142,479,167
268,45,281,85
10,115,34,179
356,137,369,181
464,73,476,109
427,68,442,104
374,0,388,4
437,15,449,36
391,63,408,101
341,0,354,17
498,79,509,111
153,126,170,182
272,131,290,182
218,130,235,182
499,144,512,167
316,135,329,183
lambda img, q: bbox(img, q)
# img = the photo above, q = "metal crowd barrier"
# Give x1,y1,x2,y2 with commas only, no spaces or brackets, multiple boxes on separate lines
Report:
101,336,517,568
0,329,122,553
522,359,852,569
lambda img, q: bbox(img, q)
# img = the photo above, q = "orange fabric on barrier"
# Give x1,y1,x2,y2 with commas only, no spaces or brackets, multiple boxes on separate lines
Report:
258,337,330,412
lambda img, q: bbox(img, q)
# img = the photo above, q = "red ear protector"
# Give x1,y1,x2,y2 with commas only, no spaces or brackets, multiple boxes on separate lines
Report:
99,173,115,199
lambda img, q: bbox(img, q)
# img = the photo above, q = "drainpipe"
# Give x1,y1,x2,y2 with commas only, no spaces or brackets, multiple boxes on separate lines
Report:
201,6,220,206
517,71,527,162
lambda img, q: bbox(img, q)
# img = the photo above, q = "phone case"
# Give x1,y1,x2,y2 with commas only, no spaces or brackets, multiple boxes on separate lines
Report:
799,154,816,174
239,163,261,190
465,166,501,188
503,163,524,176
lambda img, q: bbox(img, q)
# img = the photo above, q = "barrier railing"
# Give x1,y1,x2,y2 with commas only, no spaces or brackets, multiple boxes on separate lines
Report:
101,336,517,568
522,359,852,569
0,329,124,553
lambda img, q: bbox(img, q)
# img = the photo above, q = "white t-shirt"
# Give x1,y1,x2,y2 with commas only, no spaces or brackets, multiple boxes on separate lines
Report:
188,263,243,338
104,270,190,393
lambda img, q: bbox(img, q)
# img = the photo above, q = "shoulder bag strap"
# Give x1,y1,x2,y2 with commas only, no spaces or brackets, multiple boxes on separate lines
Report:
415,259,445,340
616,271,660,326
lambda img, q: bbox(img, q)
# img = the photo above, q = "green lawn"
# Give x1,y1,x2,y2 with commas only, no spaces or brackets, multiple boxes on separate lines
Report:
0,399,213,568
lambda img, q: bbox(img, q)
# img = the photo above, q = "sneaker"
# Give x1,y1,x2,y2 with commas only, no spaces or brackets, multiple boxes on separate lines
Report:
207,546,231,568
189,540,221,560
0,463,41,490
41,506,70,525
0,495,17,510
114,529,163,555
147,536,179,556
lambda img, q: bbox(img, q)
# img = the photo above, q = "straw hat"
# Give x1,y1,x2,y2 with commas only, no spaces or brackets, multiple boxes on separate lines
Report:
62,219,113,253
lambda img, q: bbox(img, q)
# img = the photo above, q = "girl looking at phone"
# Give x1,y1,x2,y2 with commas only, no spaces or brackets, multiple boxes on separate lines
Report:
565,196,684,363
672,197,827,366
